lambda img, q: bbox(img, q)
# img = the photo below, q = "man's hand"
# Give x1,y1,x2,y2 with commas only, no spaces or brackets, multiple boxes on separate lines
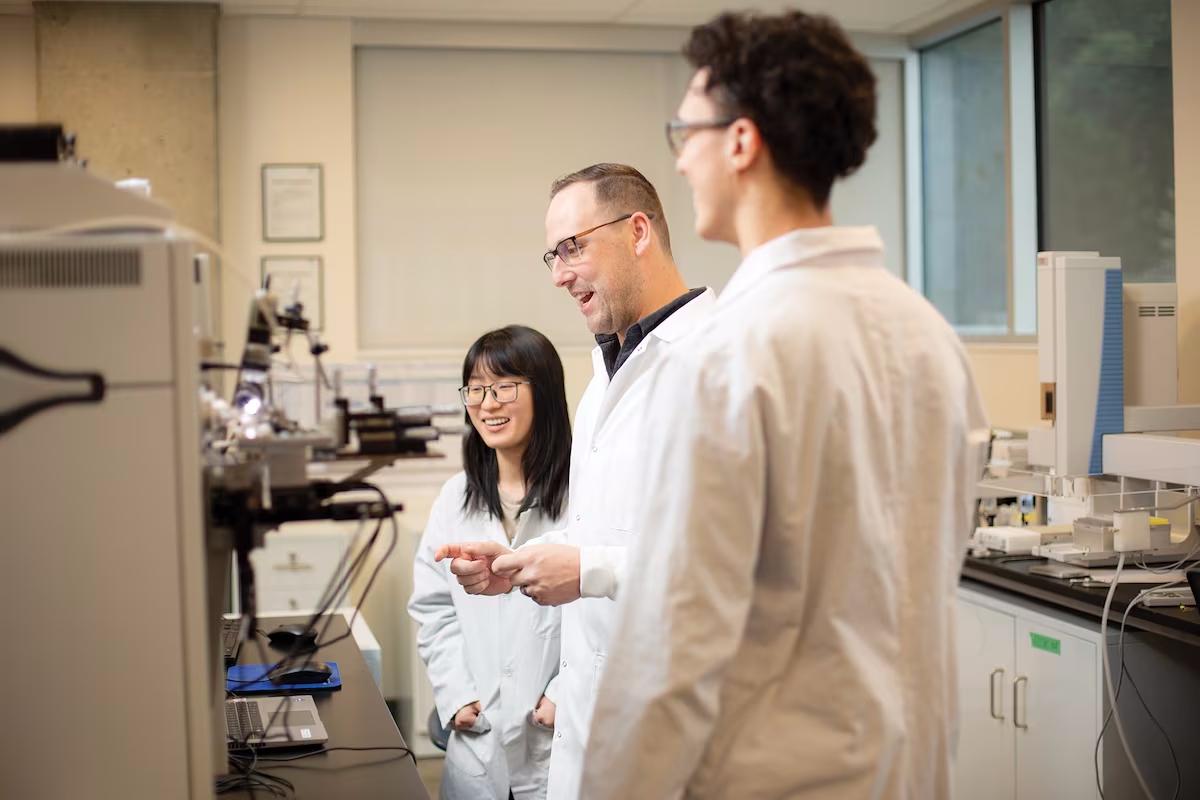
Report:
531,695,556,729
452,701,482,731
434,541,513,595
492,544,581,606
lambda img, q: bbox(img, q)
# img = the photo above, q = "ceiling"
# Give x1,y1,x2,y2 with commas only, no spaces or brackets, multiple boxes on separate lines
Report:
0,0,984,34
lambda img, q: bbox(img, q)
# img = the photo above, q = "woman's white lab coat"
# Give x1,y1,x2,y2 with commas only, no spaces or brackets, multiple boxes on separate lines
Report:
409,472,564,800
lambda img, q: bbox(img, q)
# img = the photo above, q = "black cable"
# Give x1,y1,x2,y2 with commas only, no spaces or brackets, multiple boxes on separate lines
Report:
1093,590,1183,800
227,492,381,687
256,745,416,766
312,486,398,651
226,482,398,756
217,746,296,797
1120,664,1181,800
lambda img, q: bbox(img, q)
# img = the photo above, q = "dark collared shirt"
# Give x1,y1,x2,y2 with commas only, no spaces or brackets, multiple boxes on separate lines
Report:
596,287,706,379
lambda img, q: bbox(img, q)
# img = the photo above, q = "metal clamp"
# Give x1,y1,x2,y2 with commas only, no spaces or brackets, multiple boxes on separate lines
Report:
1013,676,1029,730
989,668,1005,720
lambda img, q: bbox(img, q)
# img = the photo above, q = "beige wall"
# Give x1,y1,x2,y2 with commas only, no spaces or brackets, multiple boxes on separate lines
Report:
34,2,218,238
0,14,36,122
1175,0,1200,403
965,344,1040,430
217,16,356,370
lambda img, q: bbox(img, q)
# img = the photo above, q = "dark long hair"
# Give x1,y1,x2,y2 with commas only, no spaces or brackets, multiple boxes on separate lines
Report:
461,325,571,521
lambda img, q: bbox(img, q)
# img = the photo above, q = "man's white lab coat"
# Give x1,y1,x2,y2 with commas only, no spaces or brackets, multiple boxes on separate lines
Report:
580,227,989,800
538,288,716,800
409,472,564,799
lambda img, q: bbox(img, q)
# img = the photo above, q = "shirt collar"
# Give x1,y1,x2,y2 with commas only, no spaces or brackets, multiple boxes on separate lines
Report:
589,287,716,379
721,226,885,306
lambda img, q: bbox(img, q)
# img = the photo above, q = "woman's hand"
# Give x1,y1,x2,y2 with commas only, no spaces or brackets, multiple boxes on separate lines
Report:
452,701,483,731
435,541,515,595
532,695,556,728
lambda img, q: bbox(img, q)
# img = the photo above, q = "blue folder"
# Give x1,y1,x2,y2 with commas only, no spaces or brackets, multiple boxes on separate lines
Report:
226,661,342,693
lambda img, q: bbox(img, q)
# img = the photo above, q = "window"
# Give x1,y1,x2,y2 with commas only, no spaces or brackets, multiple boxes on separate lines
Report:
920,21,1008,335
1036,0,1174,283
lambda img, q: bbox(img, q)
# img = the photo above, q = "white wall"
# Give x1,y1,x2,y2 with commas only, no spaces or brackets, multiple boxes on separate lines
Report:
0,14,36,122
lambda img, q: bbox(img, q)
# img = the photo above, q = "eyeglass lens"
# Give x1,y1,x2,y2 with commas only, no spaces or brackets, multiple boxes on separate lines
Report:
461,382,522,406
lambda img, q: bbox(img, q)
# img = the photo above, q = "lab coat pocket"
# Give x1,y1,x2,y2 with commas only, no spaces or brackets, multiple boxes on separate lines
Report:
525,716,554,766
444,729,489,777
533,604,561,640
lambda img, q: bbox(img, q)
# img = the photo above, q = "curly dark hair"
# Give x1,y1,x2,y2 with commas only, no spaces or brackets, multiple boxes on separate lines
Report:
683,11,877,208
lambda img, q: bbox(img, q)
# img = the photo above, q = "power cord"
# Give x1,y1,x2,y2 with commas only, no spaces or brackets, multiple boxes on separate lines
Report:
1093,579,1183,800
1096,554,1181,800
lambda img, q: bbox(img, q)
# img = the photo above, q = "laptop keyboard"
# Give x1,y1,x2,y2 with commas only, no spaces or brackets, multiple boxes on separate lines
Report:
225,699,265,740
221,617,243,665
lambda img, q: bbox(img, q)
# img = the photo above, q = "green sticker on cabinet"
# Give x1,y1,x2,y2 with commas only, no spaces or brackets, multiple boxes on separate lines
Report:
1030,632,1061,655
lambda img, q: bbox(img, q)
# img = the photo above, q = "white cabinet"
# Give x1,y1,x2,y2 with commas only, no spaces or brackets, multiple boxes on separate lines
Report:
956,585,1104,800
956,599,1016,800
251,525,355,612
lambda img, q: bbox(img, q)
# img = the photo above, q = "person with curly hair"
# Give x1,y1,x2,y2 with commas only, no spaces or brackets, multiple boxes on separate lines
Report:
581,11,989,800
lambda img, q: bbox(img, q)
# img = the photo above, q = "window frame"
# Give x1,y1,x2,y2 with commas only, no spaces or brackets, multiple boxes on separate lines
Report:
910,1,1040,342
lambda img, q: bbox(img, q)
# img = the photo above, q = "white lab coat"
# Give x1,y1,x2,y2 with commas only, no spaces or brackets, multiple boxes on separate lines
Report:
580,227,990,800
409,472,564,800
532,288,717,800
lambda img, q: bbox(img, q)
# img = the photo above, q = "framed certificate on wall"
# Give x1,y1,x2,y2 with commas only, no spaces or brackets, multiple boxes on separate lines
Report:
262,163,324,242
260,255,324,331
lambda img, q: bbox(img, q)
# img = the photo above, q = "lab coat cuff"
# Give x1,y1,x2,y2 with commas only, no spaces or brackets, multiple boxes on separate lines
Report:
578,545,624,599
436,683,481,729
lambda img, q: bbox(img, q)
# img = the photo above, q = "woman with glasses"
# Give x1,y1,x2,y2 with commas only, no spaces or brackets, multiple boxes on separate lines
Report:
409,325,571,800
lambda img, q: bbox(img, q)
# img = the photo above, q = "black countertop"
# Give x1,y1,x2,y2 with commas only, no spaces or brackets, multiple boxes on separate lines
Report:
222,614,429,799
961,554,1200,647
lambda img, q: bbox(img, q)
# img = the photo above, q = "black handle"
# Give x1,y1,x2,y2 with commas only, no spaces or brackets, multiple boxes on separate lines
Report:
0,347,106,436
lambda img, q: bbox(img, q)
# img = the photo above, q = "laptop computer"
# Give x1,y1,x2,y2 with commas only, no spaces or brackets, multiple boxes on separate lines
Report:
225,695,329,750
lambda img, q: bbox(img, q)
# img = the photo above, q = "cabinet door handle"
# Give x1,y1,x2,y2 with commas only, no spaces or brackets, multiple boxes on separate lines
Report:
989,668,1006,720
1013,676,1029,730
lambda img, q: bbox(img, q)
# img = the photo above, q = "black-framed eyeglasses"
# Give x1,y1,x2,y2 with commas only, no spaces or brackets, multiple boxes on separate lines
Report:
458,381,531,407
542,213,642,270
665,117,738,157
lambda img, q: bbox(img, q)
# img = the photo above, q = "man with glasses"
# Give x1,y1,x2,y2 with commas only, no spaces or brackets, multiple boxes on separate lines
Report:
578,12,989,800
437,163,715,799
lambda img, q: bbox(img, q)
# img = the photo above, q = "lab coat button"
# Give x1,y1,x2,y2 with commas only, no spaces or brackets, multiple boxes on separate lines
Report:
575,514,581,522
591,446,598,453
555,731,563,740
561,660,567,668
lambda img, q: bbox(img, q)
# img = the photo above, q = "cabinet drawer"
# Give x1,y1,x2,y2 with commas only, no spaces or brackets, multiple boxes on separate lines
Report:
258,585,325,613
251,528,353,592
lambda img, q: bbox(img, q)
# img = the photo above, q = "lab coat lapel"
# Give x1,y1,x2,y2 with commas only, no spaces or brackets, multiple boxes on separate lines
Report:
590,344,644,436
589,288,716,436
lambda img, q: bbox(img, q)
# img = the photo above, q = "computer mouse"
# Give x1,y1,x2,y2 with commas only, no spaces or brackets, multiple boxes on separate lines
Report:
269,661,333,685
266,624,318,651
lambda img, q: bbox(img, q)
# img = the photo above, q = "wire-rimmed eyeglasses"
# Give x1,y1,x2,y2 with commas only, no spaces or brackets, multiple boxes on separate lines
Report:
542,213,649,270
665,116,738,157
458,381,531,407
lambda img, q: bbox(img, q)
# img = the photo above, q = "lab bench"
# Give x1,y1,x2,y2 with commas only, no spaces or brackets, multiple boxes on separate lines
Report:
956,555,1200,800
